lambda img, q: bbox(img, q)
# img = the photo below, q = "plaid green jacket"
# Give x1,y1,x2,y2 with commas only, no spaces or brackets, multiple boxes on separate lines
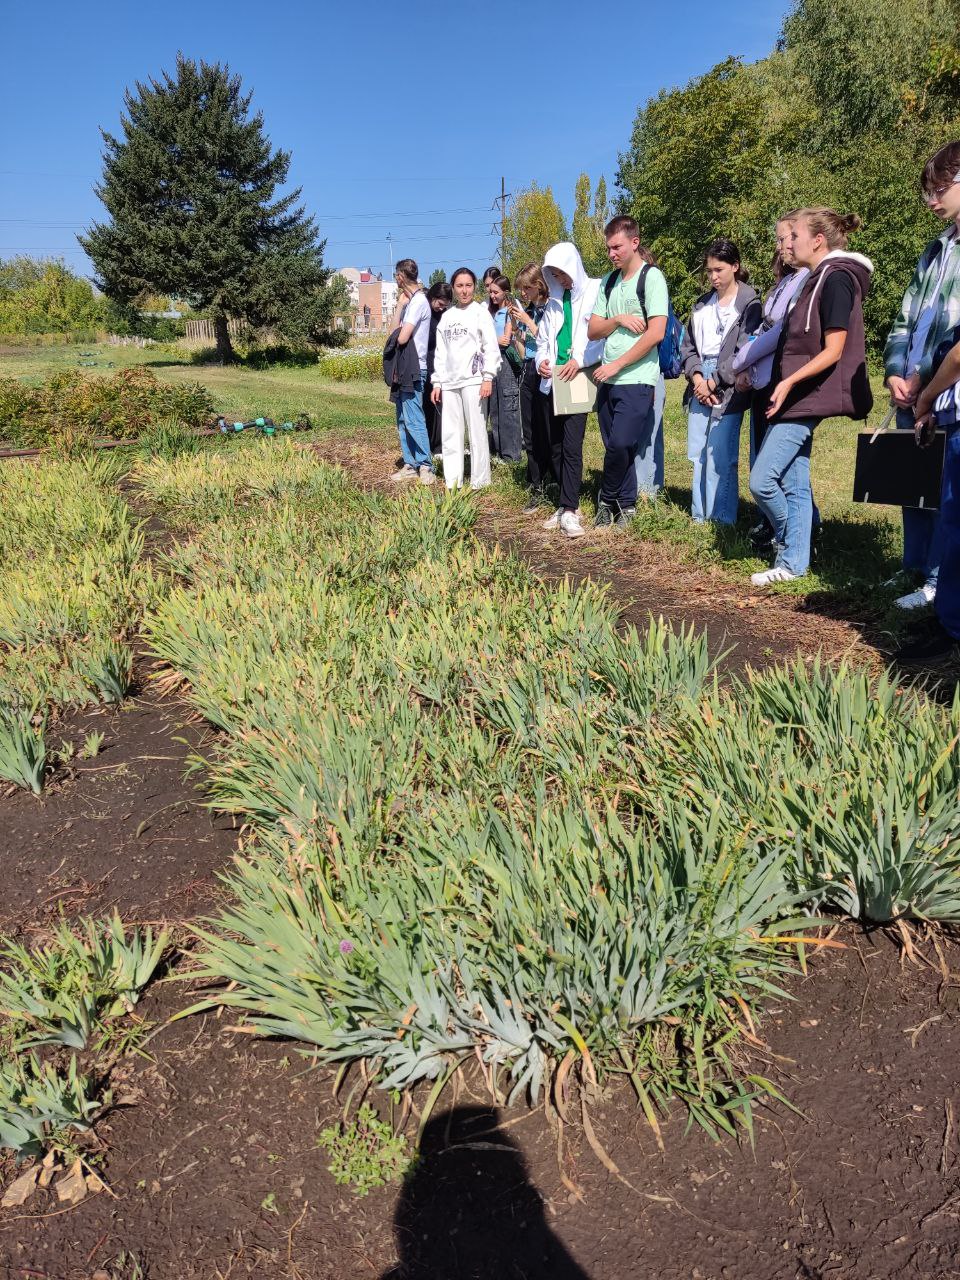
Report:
884,226,960,383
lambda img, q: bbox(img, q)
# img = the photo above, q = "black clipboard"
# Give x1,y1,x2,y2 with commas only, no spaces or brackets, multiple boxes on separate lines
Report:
852,428,945,509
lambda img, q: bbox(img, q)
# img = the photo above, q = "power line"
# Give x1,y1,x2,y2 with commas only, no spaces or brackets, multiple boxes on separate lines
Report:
0,218,497,233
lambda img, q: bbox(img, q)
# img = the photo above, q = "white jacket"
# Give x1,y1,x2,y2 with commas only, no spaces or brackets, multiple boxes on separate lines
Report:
433,301,501,390
536,242,605,393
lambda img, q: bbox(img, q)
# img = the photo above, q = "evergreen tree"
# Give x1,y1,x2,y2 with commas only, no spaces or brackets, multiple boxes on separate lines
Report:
428,267,447,286
80,55,340,361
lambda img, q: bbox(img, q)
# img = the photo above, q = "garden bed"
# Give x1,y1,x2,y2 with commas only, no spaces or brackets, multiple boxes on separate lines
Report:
1,436,959,1280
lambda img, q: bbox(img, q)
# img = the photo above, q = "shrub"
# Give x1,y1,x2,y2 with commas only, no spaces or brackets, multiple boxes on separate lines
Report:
0,366,215,450
316,348,382,381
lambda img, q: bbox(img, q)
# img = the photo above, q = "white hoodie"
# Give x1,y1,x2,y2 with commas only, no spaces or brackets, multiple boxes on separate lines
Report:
535,242,605,393
433,300,501,391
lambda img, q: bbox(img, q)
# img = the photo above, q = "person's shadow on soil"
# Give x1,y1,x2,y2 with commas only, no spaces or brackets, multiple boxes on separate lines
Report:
380,1105,591,1280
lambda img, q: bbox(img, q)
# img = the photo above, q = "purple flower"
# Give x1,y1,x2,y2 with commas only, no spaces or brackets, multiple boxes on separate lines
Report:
339,939,354,955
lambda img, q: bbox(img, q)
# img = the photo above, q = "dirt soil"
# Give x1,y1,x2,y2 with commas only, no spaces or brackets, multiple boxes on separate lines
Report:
2,436,960,1279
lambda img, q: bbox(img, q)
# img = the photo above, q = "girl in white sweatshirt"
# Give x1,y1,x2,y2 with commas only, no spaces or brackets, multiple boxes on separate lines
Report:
431,267,501,490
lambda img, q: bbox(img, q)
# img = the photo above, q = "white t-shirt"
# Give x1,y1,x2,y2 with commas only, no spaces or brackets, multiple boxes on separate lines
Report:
694,294,738,359
401,290,431,368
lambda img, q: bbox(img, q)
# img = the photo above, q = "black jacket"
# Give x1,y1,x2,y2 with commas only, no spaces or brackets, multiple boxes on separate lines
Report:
383,330,422,403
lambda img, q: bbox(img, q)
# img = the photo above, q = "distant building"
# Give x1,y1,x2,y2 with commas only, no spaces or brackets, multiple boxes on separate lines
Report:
336,265,399,331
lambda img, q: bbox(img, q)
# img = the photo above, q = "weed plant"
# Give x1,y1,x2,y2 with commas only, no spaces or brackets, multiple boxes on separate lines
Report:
140,444,960,1138
318,1103,414,1195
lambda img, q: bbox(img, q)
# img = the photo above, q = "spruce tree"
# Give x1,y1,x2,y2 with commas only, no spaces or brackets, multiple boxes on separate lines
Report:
81,55,339,361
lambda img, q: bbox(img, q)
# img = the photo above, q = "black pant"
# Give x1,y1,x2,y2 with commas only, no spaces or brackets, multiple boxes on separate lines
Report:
423,376,441,453
750,384,771,460
550,411,586,512
519,359,553,489
488,360,522,461
597,382,655,510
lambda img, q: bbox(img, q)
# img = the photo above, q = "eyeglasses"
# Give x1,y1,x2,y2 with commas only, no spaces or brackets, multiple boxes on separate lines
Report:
923,171,960,205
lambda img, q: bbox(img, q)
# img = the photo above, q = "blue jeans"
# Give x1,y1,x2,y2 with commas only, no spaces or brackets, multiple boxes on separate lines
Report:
937,424,960,639
897,407,943,588
687,359,742,524
635,374,665,497
396,368,433,471
751,387,821,535
749,418,817,576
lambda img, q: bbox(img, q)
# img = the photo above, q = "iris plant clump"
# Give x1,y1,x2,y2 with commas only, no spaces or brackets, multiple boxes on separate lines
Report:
141,445,960,1138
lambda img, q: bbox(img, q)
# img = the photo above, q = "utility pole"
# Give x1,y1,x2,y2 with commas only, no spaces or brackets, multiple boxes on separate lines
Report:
500,176,506,269
386,232,393,272
491,177,511,270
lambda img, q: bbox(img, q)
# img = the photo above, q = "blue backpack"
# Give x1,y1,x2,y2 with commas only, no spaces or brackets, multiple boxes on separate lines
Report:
603,264,685,379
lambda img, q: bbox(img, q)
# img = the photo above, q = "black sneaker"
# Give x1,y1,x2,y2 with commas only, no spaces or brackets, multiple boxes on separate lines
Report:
810,523,822,564
615,506,636,528
894,620,960,665
595,501,615,528
749,520,775,553
521,489,545,515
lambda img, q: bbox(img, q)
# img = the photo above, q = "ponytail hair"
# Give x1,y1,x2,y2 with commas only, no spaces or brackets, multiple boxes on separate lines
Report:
793,207,862,250
704,237,749,283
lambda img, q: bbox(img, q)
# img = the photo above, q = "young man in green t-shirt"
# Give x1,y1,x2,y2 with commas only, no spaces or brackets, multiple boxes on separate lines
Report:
587,216,669,526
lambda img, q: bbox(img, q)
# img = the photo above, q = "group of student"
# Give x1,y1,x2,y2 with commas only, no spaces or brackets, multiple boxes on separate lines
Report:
385,139,960,662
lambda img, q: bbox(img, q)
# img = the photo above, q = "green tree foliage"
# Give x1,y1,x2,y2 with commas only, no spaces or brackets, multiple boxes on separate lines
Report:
572,173,612,276
616,0,960,352
0,258,108,335
502,183,567,281
80,55,342,362
428,267,447,286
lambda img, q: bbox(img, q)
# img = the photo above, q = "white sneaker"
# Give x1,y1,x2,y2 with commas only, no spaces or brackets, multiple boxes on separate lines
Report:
560,510,585,539
390,465,417,482
894,584,936,610
542,508,563,530
751,566,798,586
418,466,436,486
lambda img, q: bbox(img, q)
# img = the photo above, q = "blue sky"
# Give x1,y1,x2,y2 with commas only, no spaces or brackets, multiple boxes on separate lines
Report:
1,0,785,283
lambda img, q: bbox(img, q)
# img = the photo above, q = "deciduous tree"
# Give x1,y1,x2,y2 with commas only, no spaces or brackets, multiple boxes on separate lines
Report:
502,183,567,281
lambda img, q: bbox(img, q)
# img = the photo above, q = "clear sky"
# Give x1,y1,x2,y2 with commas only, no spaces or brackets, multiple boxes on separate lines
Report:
1,0,785,283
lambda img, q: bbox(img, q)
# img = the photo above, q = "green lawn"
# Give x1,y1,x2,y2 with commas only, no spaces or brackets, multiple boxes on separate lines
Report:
1,341,909,619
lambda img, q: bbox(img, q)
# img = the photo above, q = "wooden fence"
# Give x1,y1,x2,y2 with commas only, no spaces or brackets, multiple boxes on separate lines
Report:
184,318,247,342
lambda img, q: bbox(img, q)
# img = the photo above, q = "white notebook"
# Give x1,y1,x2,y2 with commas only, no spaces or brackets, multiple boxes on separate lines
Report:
552,365,599,415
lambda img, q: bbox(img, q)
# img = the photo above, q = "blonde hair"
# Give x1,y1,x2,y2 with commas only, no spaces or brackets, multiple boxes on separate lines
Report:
793,207,863,250
514,262,549,303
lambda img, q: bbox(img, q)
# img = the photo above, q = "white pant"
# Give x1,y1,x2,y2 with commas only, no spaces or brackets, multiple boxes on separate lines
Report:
440,385,491,490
